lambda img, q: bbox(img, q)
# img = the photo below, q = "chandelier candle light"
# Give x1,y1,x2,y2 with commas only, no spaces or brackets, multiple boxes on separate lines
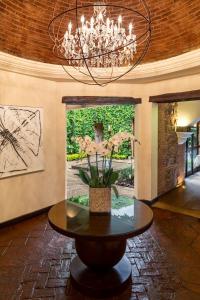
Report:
48,0,151,85
62,7,137,68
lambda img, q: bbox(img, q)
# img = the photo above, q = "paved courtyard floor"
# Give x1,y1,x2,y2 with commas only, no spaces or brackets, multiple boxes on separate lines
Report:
66,159,135,199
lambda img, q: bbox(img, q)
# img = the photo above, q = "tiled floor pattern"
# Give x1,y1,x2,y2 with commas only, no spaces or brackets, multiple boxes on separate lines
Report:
0,208,200,300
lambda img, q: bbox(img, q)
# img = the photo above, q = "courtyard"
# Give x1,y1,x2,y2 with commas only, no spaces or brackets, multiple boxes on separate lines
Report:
66,158,135,200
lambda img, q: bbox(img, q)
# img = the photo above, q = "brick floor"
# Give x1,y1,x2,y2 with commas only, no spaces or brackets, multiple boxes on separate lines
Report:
0,208,200,300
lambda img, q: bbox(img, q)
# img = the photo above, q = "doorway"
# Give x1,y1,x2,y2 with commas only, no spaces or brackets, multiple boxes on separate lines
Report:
150,90,200,218
185,122,200,177
62,96,141,209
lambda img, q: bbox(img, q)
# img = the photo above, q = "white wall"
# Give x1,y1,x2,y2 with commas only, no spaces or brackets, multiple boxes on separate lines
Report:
0,70,66,223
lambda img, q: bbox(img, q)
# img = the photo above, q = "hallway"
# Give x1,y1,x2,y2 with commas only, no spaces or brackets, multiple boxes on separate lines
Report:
153,172,200,218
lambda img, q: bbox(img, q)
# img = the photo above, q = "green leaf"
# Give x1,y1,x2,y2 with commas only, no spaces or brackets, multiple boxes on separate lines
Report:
90,178,98,187
89,166,100,186
103,168,113,183
108,171,119,185
112,185,119,198
78,169,90,185
90,166,98,179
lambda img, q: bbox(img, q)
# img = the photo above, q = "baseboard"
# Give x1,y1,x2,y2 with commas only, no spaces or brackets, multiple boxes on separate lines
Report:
140,198,158,206
0,205,53,229
146,184,185,207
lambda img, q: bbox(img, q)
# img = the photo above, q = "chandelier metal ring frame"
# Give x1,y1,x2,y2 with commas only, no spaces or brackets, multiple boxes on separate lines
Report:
48,0,152,86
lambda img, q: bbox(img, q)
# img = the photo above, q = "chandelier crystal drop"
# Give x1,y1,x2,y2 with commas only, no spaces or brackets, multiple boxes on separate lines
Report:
48,0,151,86
62,4,137,68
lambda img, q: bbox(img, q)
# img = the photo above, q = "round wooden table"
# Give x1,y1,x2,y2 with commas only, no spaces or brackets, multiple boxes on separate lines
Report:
48,200,153,298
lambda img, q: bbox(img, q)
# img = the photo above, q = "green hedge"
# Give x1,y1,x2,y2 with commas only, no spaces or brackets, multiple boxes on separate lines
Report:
109,154,128,160
67,153,87,161
67,104,135,156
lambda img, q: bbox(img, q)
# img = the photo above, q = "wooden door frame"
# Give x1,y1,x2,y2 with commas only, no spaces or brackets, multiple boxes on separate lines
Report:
62,96,141,106
64,96,140,198
149,89,200,103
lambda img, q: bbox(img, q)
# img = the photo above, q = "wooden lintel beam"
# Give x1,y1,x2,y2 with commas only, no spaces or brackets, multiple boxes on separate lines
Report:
149,89,200,103
62,96,141,105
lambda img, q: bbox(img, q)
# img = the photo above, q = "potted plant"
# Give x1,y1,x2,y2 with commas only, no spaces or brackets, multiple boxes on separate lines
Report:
75,132,139,214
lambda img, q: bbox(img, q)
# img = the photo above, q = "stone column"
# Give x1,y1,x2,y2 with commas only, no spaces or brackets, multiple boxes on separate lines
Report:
157,103,178,195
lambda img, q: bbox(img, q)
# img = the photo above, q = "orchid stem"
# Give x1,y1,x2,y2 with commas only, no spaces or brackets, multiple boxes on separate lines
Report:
87,155,92,177
96,152,99,178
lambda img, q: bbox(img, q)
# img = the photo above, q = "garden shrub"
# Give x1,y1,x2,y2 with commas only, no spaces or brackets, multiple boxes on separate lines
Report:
118,166,134,181
67,153,87,161
110,154,129,160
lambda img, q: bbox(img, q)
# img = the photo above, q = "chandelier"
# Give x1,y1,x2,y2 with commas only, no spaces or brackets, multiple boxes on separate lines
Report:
48,1,151,86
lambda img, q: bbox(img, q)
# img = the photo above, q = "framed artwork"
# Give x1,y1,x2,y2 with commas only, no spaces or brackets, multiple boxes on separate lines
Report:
0,105,44,178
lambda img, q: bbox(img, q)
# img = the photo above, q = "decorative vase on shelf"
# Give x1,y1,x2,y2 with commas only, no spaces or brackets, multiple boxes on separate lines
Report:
89,187,111,214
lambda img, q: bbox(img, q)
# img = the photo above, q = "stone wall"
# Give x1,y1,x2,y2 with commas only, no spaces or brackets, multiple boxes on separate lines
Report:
158,103,178,195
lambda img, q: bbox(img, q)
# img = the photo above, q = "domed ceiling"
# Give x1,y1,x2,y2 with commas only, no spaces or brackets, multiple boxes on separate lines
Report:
0,0,200,65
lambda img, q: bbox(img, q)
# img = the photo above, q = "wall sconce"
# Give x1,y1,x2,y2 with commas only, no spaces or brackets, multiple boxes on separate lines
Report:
176,116,190,128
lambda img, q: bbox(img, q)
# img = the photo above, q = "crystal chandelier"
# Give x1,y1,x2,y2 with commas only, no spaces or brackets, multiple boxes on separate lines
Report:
62,4,137,68
48,1,151,86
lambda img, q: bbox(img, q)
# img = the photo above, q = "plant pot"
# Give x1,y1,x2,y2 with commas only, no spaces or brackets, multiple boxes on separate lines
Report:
89,187,111,214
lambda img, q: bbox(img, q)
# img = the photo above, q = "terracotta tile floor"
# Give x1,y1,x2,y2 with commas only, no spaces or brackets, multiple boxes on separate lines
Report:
0,208,200,300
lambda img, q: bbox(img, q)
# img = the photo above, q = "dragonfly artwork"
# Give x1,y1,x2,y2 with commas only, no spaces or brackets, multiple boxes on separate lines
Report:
0,105,44,178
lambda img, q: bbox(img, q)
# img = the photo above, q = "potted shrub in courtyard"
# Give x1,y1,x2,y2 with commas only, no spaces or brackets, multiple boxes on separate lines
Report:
75,132,139,214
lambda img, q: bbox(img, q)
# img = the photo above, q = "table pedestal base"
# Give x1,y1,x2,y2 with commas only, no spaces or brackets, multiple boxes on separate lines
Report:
70,255,132,298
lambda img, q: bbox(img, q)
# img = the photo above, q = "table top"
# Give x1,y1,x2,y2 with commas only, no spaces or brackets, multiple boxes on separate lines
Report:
48,200,153,240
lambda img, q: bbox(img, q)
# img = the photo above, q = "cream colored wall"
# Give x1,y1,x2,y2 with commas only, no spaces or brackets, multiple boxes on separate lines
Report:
1,63,200,223
58,73,200,201
145,73,200,95
58,74,200,201
0,70,66,223
177,101,200,126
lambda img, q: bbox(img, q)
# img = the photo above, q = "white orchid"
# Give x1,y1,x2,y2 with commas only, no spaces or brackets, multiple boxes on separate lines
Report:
85,141,98,155
75,132,138,157
97,144,111,156
109,137,118,144
108,132,135,149
75,132,139,195
84,135,92,144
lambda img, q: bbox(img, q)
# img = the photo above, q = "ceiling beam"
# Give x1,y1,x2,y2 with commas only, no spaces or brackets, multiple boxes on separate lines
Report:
149,89,200,103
